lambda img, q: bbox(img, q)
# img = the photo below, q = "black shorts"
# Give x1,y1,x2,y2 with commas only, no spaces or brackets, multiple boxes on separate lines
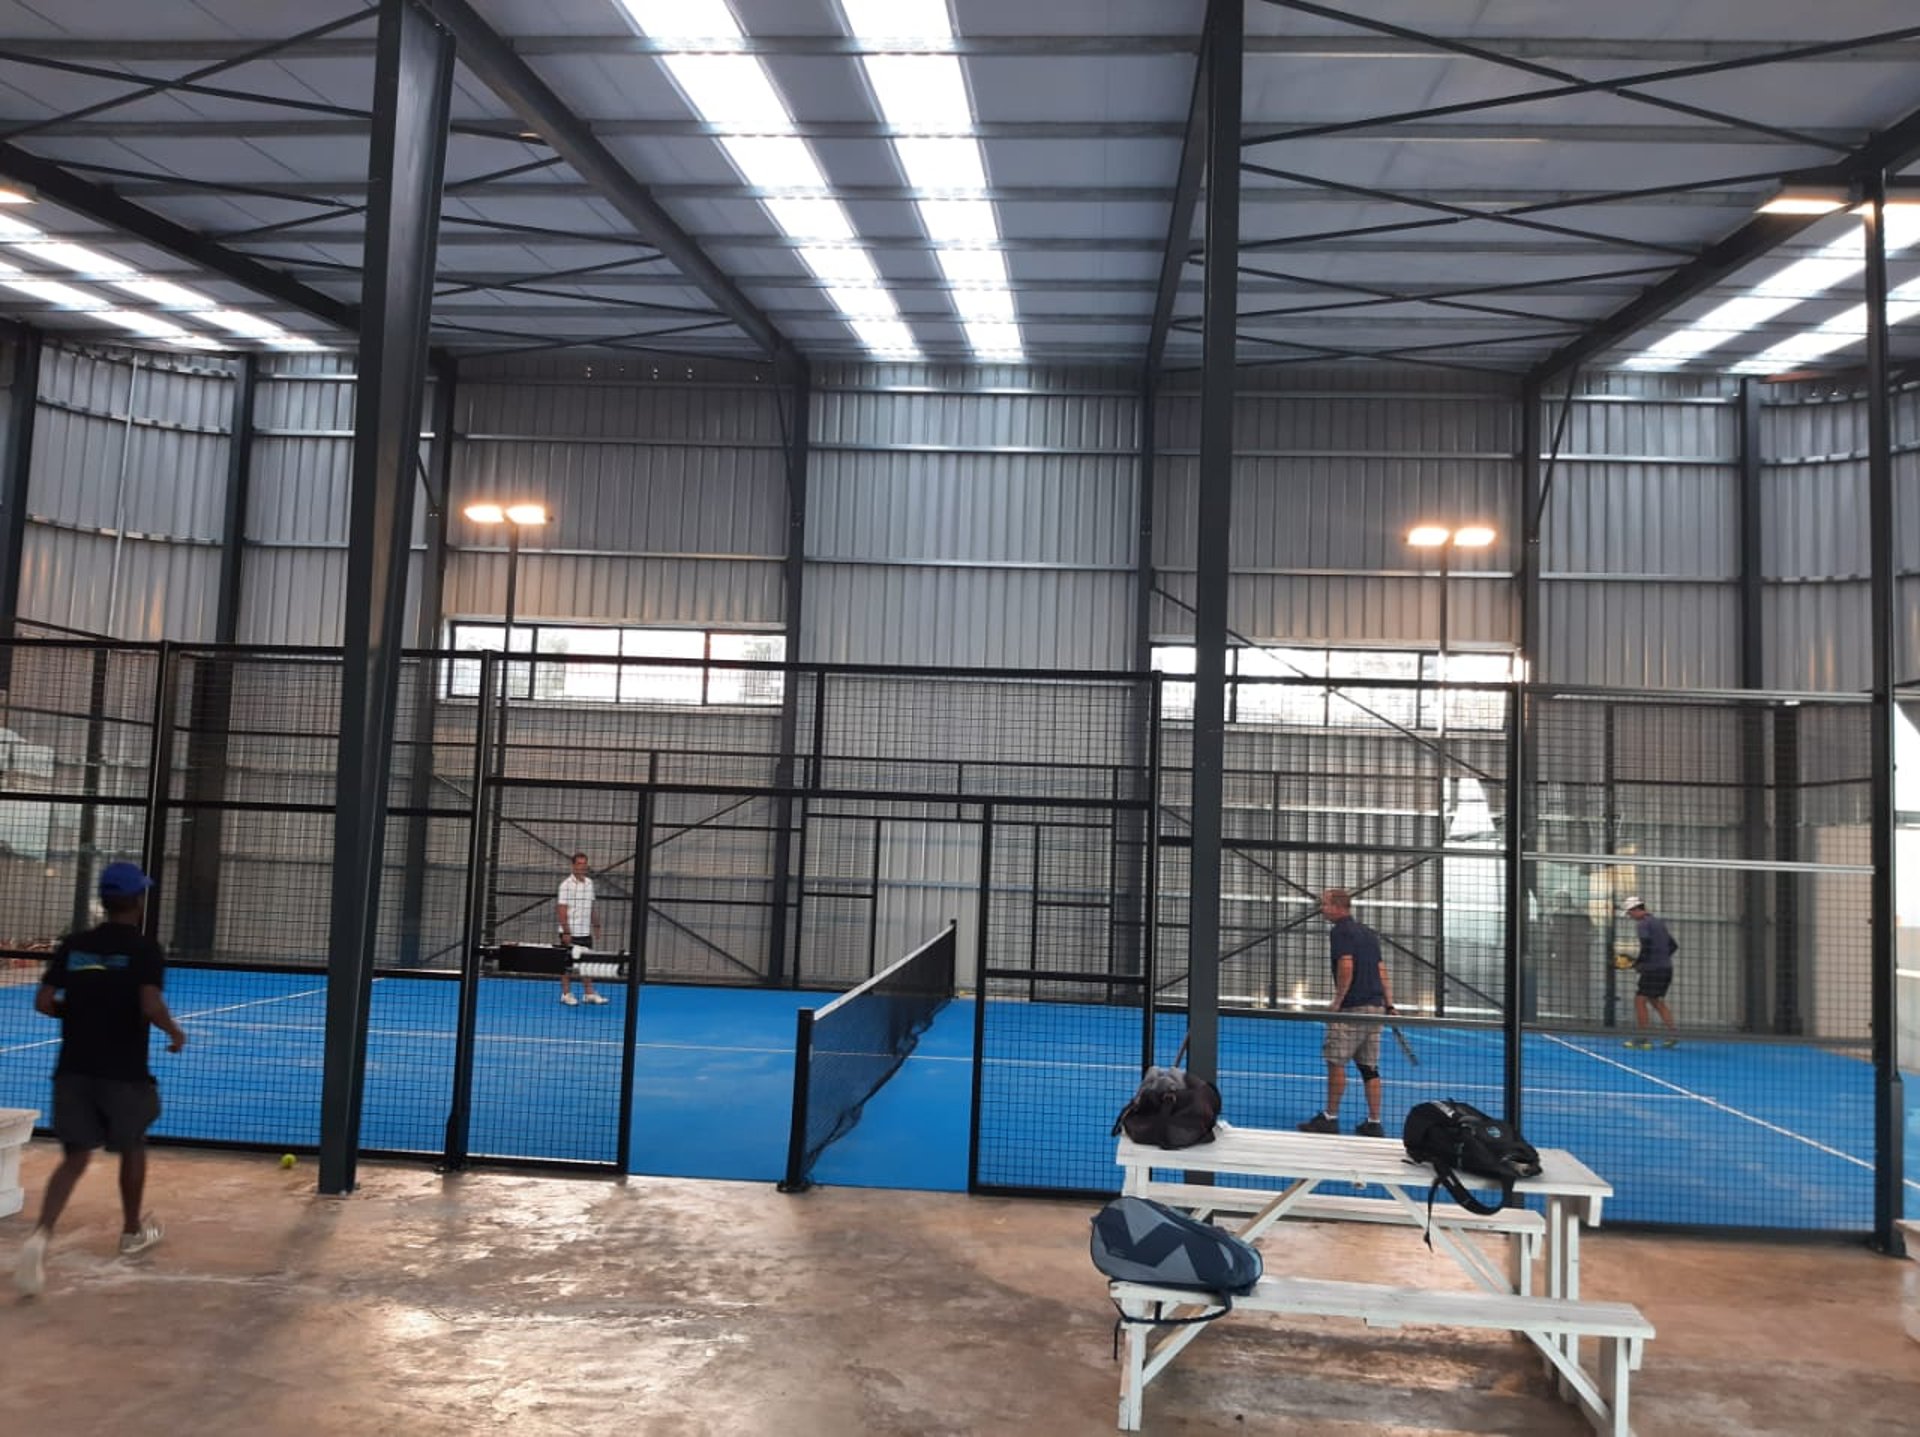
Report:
53,1072,160,1154
1636,969,1673,1000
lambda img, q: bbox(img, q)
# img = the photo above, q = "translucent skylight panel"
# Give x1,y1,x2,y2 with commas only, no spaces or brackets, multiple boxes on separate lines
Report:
762,197,856,243
798,246,882,284
891,137,987,193
719,136,828,191
840,0,1022,360
839,0,951,43
14,240,134,277
917,198,999,245
660,55,793,129
0,276,100,308
824,284,902,318
621,0,917,357
952,289,1015,324
616,0,742,40
111,279,214,308
936,249,1010,287
203,310,291,340
850,318,918,352
860,55,974,132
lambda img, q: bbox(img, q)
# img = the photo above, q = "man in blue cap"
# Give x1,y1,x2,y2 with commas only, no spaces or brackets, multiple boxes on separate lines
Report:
14,861,187,1297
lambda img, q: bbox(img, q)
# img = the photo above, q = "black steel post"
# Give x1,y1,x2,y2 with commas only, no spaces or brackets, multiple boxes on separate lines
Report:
1502,684,1526,1127
319,0,454,1196
482,521,520,951
138,641,179,943
1736,379,1771,1030
173,354,257,957
966,802,993,1192
1601,702,1620,1030
399,356,456,967
67,646,109,933
768,361,810,985
1862,175,1905,1255
442,650,496,1171
615,787,653,1175
1516,379,1543,1035
1142,680,1162,1070
0,327,41,689
1773,707,1803,1036
1185,0,1242,1089
1112,375,1157,983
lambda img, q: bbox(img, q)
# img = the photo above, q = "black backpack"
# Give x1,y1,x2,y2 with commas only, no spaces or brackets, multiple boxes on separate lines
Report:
1111,1066,1221,1150
1402,1099,1542,1219
1089,1196,1262,1331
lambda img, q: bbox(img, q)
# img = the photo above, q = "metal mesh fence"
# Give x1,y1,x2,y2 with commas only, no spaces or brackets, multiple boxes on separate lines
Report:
0,636,1897,1229
1525,689,1877,1229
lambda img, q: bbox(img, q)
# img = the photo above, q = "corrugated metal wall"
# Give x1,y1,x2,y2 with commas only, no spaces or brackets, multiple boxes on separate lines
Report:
244,352,434,647
806,362,1138,667
1153,366,1518,651
1536,375,1740,687
1760,377,1920,691
19,342,236,641
446,355,785,631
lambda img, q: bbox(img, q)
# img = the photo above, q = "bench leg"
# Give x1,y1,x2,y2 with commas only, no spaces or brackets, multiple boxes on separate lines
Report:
1600,1336,1632,1437
1118,1315,1147,1431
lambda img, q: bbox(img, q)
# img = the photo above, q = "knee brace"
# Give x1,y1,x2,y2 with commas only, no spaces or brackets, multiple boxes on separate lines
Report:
1354,1062,1380,1083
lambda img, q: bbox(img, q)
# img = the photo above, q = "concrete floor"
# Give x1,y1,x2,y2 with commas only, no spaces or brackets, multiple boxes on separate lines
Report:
3,1142,1917,1436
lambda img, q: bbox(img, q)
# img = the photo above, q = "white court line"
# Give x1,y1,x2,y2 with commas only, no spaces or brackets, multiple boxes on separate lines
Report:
1543,1033,1920,1194
0,982,330,1057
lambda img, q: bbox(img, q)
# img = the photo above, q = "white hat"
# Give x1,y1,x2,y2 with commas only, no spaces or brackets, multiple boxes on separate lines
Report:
1623,896,1645,912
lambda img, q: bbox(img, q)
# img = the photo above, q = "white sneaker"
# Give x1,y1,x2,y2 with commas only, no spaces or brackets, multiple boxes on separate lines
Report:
15,1225,48,1296
582,993,608,1005
119,1215,163,1258
560,992,579,1006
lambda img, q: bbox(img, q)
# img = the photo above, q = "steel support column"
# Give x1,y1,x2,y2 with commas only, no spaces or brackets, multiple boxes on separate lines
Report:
399,354,456,968
1509,380,1542,1110
1862,176,1906,1254
0,327,40,687
318,0,453,1196
1736,379,1771,1030
172,354,258,958
1185,0,1242,1088
768,359,809,985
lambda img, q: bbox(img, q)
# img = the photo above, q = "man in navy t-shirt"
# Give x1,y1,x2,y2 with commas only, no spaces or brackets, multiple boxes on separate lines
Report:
14,861,187,1297
1622,896,1679,1051
1299,888,1396,1137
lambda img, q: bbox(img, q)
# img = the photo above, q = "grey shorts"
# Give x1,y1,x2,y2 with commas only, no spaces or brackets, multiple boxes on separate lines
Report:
53,1072,160,1154
1323,1005,1385,1066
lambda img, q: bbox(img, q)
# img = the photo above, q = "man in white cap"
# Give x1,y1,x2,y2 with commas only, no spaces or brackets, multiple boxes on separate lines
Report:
1621,897,1678,1050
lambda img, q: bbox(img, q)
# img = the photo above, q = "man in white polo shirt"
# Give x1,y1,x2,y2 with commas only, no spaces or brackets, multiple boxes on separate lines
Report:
556,852,607,1006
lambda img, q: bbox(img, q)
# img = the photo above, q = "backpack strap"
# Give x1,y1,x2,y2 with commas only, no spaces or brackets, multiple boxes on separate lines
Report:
1109,1293,1234,1357
1435,1168,1511,1217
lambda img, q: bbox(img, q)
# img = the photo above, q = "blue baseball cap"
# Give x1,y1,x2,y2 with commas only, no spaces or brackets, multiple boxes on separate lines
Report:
98,861,155,900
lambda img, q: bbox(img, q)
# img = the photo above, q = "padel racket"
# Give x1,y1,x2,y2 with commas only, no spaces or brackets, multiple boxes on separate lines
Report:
1390,1025,1419,1067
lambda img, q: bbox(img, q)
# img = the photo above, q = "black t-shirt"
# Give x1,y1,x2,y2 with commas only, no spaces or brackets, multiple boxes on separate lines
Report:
43,922,166,1081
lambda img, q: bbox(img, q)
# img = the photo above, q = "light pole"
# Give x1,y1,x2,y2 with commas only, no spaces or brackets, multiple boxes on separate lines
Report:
464,501,549,947
1406,522,1497,1020
1407,523,1497,695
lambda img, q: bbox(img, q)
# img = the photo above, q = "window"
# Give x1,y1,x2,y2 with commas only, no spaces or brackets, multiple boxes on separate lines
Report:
445,622,786,707
1149,644,1518,731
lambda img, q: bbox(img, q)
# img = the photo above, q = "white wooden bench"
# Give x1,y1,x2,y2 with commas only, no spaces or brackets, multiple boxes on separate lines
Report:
1140,1180,1547,1286
1110,1274,1654,1437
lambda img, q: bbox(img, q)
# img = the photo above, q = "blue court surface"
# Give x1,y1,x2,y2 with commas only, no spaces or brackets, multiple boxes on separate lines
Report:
3,967,1915,1230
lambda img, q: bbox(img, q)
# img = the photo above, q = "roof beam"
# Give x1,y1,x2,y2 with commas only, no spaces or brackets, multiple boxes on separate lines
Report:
1530,100,1920,382
1145,10,1209,375
104,176,1770,210
419,0,789,363
7,35,1920,63
9,117,1871,146
0,143,357,331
